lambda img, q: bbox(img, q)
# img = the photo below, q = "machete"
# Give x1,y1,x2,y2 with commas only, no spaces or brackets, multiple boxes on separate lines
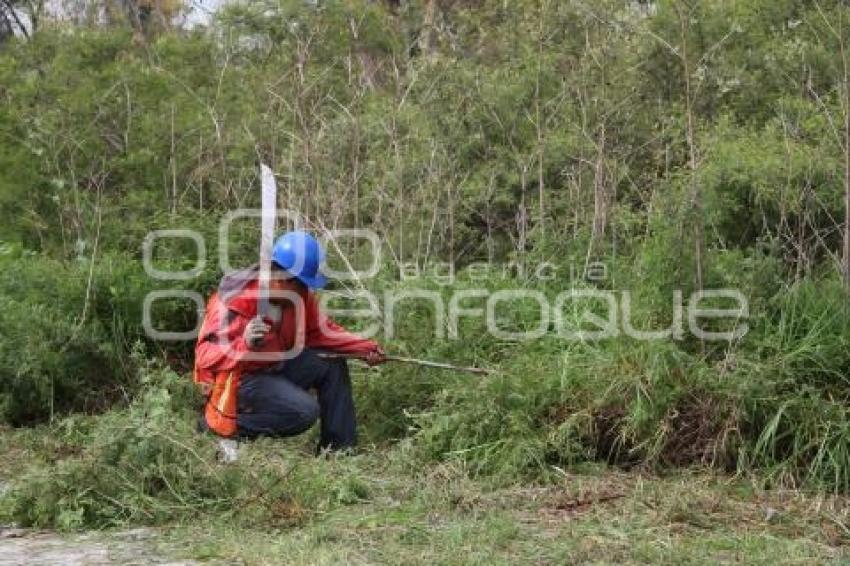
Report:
215,163,279,464
258,163,277,318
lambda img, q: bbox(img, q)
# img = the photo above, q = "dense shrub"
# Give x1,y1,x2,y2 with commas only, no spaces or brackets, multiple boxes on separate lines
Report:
0,251,218,425
0,253,122,425
0,297,116,425
404,275,850,492
0,353,373,529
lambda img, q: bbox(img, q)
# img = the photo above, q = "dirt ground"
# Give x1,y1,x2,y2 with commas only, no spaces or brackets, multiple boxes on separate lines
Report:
0,527,197,566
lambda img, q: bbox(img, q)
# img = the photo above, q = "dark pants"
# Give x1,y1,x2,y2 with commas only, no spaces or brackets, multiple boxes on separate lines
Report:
236,349,356,450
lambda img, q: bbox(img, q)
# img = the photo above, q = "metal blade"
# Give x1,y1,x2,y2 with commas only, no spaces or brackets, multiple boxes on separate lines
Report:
259,163,277,317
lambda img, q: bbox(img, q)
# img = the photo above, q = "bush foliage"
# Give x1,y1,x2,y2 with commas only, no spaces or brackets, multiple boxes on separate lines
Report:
1,0,850,530
1,353,375,529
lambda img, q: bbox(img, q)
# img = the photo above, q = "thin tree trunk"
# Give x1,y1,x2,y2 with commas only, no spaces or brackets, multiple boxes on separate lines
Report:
679,4,704,296
535,1,546,237
517,165,529,257
0,0,29,38
0,10,14,41
170,104,177,215
585,125,607,271
24,0,39,34
197,132,204,211
448,177,455,273
663,2,706,353
420,0,438,58
844,102,850,289
843,23,850,290
486,173,496,264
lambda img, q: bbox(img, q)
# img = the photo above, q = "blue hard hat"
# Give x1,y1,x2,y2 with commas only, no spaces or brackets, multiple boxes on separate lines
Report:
271,231,328,289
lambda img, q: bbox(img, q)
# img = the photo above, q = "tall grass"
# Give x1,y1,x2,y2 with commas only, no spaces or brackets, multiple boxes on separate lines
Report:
400,276,850,492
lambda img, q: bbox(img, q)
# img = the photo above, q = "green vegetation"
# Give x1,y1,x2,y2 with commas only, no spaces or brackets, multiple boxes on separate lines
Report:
1,0,850,561
161,467,848,564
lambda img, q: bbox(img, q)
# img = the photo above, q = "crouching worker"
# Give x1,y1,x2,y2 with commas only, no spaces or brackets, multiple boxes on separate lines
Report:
193,231,385,452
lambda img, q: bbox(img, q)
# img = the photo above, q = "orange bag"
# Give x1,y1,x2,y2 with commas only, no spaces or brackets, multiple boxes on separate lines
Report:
203,370,241,438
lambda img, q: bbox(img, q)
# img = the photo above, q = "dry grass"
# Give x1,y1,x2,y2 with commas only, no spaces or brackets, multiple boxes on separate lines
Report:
159,444,849,565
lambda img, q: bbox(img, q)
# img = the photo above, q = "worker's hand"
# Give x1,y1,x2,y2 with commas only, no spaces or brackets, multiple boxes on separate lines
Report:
364,346,386,366
243,315,270,349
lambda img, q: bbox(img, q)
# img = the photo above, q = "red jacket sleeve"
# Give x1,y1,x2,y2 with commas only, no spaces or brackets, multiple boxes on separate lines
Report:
194,294,253,374
304,293,379,355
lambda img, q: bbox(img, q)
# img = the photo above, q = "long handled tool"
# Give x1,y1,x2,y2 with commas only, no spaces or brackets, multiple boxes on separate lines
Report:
317,352,495,375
